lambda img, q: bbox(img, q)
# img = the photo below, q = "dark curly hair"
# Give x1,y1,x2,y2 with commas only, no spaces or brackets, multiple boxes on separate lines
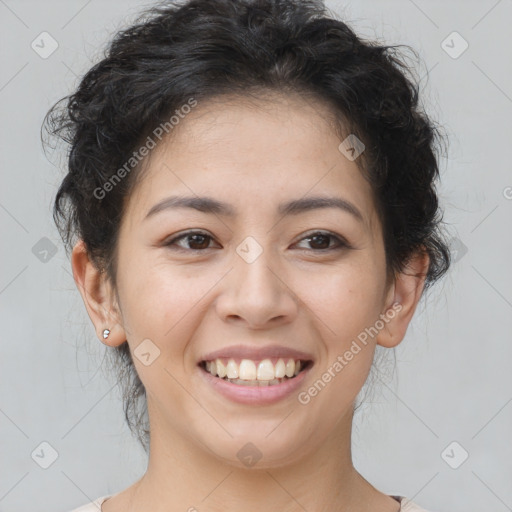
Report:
43,0,451,453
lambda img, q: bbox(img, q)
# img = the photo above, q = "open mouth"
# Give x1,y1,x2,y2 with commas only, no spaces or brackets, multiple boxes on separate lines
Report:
198,358,313,387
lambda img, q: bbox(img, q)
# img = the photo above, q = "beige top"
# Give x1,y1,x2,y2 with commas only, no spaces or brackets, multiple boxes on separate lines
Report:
69,494,437,511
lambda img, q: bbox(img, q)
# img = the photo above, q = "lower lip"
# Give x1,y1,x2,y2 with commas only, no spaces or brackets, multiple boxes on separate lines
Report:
198,364,312,405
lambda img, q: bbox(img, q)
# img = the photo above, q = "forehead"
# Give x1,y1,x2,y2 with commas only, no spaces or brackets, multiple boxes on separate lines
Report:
123,93,379,230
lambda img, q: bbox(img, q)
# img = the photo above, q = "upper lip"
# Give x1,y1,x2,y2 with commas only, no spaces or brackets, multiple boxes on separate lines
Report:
199,344,314,363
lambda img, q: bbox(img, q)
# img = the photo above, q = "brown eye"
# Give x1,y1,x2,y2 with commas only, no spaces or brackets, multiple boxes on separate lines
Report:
186,233,211,250
308,233,331,249
295,231,349,251
164,231,217,251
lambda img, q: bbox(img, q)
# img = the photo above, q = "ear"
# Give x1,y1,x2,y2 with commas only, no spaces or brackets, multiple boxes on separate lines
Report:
71,239,127,346
376,249,429,348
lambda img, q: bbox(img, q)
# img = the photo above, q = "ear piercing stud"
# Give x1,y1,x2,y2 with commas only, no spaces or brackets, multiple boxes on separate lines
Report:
103,329,111,339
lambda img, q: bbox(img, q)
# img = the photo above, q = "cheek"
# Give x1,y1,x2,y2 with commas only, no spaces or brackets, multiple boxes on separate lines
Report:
302,259,384,393
119,260,219,355
304,258,386,337
118,265,210,401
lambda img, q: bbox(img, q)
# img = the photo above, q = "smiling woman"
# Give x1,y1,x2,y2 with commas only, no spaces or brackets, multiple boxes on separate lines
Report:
42,1,451,511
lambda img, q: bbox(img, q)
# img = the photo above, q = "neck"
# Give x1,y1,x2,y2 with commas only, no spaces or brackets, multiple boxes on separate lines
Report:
121,403,391,512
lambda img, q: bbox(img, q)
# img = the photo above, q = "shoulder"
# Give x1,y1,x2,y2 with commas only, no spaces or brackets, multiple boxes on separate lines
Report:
69,494,440,512
68,495,111,512
398,496,440,512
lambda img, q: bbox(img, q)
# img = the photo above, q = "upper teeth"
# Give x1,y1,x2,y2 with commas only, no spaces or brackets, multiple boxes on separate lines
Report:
205,358,303,380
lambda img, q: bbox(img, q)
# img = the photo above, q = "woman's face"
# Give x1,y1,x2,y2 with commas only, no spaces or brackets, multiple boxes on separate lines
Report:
108,94,397,466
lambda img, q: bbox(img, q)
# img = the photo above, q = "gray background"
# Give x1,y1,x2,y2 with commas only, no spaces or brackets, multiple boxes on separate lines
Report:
1,1,511,511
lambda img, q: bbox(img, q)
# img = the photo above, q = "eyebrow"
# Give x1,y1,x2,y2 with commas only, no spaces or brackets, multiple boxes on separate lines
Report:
144,195,365,223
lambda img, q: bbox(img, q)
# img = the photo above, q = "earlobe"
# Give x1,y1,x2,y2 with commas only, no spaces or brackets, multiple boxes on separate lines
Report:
376,250,430,348
71,239,126,347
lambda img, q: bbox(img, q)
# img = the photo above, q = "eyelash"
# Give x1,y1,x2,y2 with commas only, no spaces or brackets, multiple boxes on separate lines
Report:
163,230,350,253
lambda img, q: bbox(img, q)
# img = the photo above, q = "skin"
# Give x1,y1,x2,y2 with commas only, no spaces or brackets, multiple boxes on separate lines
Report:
72,92,429,512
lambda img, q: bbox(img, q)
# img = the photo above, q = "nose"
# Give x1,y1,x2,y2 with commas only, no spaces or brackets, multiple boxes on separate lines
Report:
215,247,298,329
